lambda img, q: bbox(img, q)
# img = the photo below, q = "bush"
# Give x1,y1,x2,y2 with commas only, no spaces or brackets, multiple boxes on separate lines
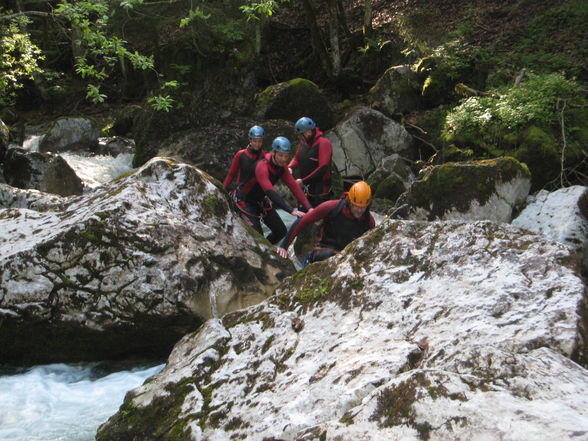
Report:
443,72,583,141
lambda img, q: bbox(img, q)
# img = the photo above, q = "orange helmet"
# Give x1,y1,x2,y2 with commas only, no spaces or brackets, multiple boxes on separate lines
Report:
348,181,372,207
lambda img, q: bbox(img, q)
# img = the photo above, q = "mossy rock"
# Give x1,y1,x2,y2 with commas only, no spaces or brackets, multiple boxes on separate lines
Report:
509,126,560,192
255,78,335,131
373,174,407,201
368,65,422,116
405,156,530,220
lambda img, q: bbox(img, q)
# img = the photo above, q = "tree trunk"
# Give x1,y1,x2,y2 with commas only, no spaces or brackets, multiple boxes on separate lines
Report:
301,0,333,79
363,0,374,43
327,0,341,78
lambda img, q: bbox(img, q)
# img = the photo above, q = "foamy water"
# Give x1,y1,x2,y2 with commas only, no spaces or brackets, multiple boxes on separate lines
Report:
0,363,163,441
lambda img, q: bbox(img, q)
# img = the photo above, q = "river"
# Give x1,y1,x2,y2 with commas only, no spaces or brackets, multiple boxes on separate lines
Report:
1,136,298,440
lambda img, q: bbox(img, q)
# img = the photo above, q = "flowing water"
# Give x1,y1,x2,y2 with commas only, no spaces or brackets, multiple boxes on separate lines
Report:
2,133,299,440
0,362,163,441
1,133,147,441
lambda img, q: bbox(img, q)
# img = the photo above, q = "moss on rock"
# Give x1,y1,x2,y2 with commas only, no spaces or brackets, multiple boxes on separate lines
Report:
255,78,335,130
405,157,529,219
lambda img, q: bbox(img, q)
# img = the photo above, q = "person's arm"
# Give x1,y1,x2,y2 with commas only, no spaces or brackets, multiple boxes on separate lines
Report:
256,162,295,213
300,139,332,185
278,200,336,249
282,168,312,210
369,213,376,229
223,151,241,190
288,146,300,170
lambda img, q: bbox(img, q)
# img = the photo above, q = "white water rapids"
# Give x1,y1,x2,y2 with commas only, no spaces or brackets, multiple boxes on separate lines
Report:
0,363,163,441
0,134,148,441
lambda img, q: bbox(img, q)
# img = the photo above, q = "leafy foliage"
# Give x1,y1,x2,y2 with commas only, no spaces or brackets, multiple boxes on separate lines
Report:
0,16,44,106
444,72,582,139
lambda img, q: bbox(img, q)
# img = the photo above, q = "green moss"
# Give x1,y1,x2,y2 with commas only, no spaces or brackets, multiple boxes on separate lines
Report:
79,229,101,242
406,157,528,218
112,169,138,182
261,335,275,354
203,194,228,217
511,126,560,191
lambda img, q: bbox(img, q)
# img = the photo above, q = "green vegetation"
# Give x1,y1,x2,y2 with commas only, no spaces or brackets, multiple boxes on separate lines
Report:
0,15,43,106
444,73,582,139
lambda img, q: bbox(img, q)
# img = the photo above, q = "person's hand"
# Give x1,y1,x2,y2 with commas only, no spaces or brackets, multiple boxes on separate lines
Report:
296,178,304,189
291,209,305,217
276,247,289,259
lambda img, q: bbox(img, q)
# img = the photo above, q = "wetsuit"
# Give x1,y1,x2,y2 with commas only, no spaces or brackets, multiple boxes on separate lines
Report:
223,145,264,190
288,128,333,207
235,153,311,244
280,196,375,265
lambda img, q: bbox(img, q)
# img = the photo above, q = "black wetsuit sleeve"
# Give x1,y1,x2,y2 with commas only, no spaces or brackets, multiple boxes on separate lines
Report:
266,189,294,213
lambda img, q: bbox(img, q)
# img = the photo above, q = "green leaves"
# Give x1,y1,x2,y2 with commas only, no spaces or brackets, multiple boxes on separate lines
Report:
148,95,174,112
0,17,44,106
444,72,584,140
86,84,107,103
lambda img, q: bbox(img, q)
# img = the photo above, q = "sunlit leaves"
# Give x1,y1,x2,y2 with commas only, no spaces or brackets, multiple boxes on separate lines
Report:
148,95,174,112
86,84,107,103
0,17,44,106
444,72,582,136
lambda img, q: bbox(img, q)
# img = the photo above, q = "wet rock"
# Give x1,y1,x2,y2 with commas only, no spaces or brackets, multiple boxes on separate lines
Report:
3,147,84,196
96,219,587,441
396,157,531,222
328,107,413,178
0,157,294,364
39,117,101,153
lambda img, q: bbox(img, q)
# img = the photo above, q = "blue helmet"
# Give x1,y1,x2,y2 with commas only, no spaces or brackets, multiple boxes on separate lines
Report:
271,136,292,152
294,117,316,134
248,125,264,139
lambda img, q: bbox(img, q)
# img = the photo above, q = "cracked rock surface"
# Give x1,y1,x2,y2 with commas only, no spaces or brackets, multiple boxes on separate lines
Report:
97,219,588,441
0,157,294,364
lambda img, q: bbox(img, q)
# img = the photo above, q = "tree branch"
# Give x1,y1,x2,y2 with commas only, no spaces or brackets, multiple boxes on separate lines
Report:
0,11,53,21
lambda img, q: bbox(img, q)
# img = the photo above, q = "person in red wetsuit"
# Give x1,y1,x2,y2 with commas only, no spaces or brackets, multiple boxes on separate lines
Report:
233,136,312,244
223,125,265,191
276,181,375,266
288,116,333,207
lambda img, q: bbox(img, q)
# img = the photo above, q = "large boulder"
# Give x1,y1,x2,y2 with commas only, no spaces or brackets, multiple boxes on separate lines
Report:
157,119,292,182
368,65,422,116
329,106,413,178
397,157,531,222
96,219,587,441
0,183,65,210
0,158,294,364
3,147,84,196
39,117,101,153
513,185,588,275
254,78,336,131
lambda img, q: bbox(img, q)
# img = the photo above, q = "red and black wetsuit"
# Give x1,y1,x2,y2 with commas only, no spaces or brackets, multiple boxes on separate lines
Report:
288,128,333,207
235,153,311,244
223,145,264,190
280,196,375,264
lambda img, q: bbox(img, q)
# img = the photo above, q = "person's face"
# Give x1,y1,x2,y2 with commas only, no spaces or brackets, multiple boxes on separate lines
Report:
349,202,367,219
297,129,313,144
250,137,263,151
273,150,290,166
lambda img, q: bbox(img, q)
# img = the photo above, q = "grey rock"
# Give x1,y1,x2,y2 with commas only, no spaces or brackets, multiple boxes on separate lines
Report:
513,185,588,275
0,157,294,364
96,219,587,441
329,107,413,178
39,117,100,153
397,157,531,222
3,147,84,196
